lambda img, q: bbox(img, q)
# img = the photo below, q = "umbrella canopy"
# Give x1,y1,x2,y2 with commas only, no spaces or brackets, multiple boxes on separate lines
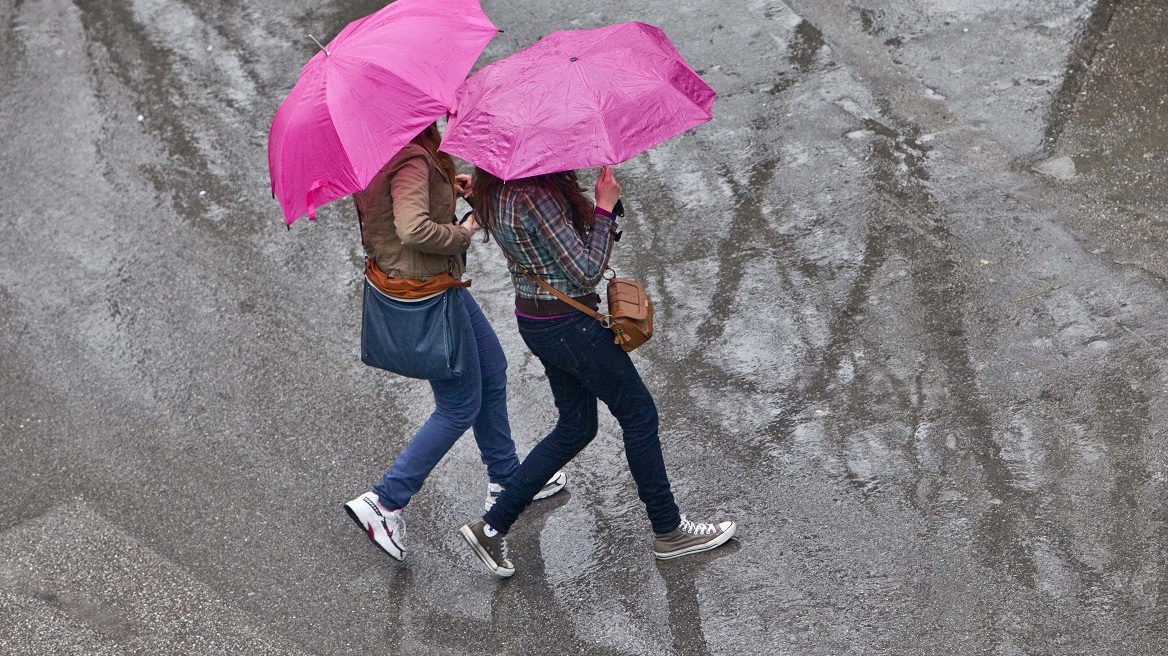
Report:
439,21,715,181
268,0,498,224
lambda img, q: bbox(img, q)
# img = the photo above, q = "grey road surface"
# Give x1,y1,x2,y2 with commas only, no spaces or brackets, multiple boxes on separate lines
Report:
2,0,1167,654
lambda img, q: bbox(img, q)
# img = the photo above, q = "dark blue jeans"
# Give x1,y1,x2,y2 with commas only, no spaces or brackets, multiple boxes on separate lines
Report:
373,289,520,509
483,312,681,535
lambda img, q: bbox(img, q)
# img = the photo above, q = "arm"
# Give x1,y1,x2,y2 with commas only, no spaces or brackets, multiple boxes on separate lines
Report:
389,156,471,256
523,188,616,289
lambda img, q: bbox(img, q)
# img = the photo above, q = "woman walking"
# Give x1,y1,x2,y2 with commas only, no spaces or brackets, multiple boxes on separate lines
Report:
458,166,735,577
343,123,564,561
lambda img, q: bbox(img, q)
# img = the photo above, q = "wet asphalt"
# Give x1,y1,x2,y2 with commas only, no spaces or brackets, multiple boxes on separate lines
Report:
2,0,1167,654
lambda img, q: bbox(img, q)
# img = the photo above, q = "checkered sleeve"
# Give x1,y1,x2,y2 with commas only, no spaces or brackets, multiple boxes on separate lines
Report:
523,188,615,290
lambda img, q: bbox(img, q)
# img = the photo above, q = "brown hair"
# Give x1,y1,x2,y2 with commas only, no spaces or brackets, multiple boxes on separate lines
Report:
411,123,459,202
471,168,595,241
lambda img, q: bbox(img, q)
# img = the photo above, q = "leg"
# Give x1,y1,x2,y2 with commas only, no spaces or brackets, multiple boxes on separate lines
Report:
483,358,597,533
460,290,520,485
569,318,681,534
372,295,483,509
482,316,601,533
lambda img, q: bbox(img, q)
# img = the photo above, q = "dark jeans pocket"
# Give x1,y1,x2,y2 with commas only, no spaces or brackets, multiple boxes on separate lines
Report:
518,314,591,374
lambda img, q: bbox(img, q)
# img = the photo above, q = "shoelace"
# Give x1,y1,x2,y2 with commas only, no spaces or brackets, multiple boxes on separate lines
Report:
679,516,718,536
484,524,510,559
490,533,510,560
373,498,407,543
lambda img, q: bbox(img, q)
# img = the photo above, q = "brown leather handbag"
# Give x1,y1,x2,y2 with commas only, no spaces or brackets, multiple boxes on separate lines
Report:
511,262,654,353
602,273,654,351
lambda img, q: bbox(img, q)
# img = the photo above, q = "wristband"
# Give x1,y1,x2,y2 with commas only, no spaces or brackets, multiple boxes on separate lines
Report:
594,206,615,218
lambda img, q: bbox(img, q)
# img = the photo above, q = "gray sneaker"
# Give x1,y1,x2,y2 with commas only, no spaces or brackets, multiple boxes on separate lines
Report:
459,519,515,578
652,515,736,560
484,470,568,511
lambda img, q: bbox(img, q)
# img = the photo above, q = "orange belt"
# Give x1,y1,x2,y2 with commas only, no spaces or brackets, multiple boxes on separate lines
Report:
364,259,470,299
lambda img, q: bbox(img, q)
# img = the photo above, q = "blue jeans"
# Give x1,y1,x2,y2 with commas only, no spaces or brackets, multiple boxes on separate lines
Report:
373,289,520,509
483,312,681,535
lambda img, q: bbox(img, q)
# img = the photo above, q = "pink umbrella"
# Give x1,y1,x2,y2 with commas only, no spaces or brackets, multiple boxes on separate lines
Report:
439,21,715,181
267,0,498,225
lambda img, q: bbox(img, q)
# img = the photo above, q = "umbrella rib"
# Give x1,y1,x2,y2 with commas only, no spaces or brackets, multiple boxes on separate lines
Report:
343,56,448,110
572,21,642,60
295,96,350,218
325,56,446,183
502,121,527,181
641,71,714,127
571,64,619,165
276,65,354,221
584,57,714,136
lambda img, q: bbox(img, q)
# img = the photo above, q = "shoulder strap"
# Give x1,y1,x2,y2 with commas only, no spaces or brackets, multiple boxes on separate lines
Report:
496,242,609,324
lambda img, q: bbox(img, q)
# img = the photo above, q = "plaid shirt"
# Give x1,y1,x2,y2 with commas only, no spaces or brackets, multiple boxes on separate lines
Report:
489,183,616,301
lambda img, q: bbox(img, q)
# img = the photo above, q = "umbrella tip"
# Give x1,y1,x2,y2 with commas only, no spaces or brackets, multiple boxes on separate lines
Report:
308,34,331,56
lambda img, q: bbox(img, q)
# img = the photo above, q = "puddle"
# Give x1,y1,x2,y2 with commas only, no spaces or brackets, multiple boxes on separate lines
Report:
1048,0,1168,278
788,20,825,73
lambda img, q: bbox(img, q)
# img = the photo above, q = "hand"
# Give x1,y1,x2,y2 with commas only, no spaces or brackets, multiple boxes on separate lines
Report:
594,166,621,212
461,212,479,233
455,174,473,199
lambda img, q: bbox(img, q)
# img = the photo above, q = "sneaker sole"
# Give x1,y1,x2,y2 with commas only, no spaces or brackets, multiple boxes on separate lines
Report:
652,522,737,560
458,524,515,578
483,471,568,512
344,502,405,562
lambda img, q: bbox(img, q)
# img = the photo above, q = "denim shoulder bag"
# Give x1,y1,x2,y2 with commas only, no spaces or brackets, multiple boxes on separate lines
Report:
360,280,467,380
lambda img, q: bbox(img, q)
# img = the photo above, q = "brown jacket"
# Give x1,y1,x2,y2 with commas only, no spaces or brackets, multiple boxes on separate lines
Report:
353,143,470,281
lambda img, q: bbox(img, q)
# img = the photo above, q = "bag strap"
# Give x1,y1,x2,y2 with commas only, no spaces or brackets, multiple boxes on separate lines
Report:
497,244,612,327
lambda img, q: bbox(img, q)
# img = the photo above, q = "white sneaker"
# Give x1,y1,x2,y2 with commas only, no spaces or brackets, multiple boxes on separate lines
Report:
484,470,568,511
344,492,406,561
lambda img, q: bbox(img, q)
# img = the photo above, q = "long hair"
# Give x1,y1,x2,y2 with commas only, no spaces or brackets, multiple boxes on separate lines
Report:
411,123,459,201
471,168,595,240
